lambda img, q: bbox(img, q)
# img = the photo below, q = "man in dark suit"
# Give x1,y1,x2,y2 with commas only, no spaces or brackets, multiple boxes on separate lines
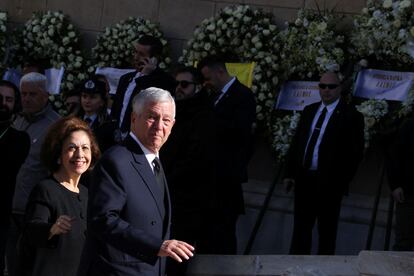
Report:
161,66,216,275
283,72,365,255
387,116,414,251
0,81,30,276
198,56,256,254
110,35,176,138
82,87,194,276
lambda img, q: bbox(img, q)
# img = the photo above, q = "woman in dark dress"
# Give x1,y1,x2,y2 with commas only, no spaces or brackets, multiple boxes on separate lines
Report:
18,116,100,276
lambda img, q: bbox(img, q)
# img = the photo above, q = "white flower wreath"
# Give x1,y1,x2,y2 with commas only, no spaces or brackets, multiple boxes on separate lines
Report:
0,11,7,71
355,99,389,148
351,0,414,146
351,0,414,68
89,17,171,71
278,9,346,81
12,11,86,91
272,112,301,161
180,5,282,122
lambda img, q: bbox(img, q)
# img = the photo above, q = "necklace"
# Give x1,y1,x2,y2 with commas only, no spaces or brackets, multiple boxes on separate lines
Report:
0,126,10,140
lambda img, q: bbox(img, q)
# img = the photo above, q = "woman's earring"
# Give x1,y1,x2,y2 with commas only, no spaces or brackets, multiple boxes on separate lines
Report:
57,158,61,165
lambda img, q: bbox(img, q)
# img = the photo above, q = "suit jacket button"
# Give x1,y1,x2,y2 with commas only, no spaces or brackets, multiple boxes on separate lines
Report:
151,221,156,225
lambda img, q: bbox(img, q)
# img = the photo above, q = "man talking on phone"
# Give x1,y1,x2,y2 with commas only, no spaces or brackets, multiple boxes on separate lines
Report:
111,35,176,139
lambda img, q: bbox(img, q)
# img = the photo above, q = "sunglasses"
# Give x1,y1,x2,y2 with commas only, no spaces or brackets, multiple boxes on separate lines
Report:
318,83,339,90
175,80,196,88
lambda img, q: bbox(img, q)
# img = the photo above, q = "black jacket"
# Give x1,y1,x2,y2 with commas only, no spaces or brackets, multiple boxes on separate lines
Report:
387,117,414,195
160,91,216,214
285,99,365,194
211,79,256,214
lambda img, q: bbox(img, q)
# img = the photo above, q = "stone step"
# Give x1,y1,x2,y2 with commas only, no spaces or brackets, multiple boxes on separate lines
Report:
186,251,414,276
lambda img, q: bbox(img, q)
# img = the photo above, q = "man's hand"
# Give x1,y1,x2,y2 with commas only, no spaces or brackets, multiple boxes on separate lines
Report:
283,178,295,193
140,57,157,75
392,187,405,203
158,239,194,263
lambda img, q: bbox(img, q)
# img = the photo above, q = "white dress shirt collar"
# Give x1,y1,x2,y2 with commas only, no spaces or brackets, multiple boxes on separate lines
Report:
129,131,158,172
319,98,340,114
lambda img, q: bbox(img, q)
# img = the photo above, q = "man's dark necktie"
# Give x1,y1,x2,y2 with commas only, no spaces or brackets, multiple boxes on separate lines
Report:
152,157,165,199
303,107,327,169
84,117,92,125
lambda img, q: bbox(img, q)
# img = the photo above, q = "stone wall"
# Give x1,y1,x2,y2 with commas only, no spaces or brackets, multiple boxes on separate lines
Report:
1,0,367,62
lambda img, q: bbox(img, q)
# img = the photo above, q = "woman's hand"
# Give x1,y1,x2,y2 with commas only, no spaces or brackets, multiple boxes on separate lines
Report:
48,215,74,240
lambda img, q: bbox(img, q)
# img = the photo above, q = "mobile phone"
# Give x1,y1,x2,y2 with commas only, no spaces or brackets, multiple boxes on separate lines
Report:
149,57,158,66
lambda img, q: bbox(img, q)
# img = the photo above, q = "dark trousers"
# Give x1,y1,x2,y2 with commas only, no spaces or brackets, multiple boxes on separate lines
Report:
166,212,203,276
5,214,24,276
290,171,343,255
197,210,238,255
0,224,8,276
393,195,414,251
166,210,238,275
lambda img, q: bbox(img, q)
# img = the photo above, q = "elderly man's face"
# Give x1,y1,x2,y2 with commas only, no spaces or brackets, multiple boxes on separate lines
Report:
318,72,342,105
131,101,175,154
20,82,49,114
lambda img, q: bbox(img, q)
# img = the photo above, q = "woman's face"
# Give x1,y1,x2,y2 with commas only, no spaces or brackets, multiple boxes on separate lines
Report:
81,92,104,115
60,130,92,177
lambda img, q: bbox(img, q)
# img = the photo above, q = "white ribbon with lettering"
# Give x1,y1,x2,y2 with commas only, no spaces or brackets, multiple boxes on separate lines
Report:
45,67,65,94
95,67,136,95
275,81,321,111
354,69,414,101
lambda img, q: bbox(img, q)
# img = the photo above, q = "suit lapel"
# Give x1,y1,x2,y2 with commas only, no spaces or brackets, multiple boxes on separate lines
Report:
323,99,344,138
124,136,165,219
214,78,239,109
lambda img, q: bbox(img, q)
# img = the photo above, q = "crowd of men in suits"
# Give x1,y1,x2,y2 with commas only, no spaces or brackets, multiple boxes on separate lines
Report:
0,34,413,276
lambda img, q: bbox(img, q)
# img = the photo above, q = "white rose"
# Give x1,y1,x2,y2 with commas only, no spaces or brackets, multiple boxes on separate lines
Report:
359,59,368,67
383,0,393,8
62,37,70,45
197,33,205,40
373,10,382,18
206,24,215,31
47,29,54,36
393,19,401,28
204,43,211,51
251,36,260,44
295,18,302,26
0,12,6,21
400,0,411,9
262,29,270,36
317,22,327,31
